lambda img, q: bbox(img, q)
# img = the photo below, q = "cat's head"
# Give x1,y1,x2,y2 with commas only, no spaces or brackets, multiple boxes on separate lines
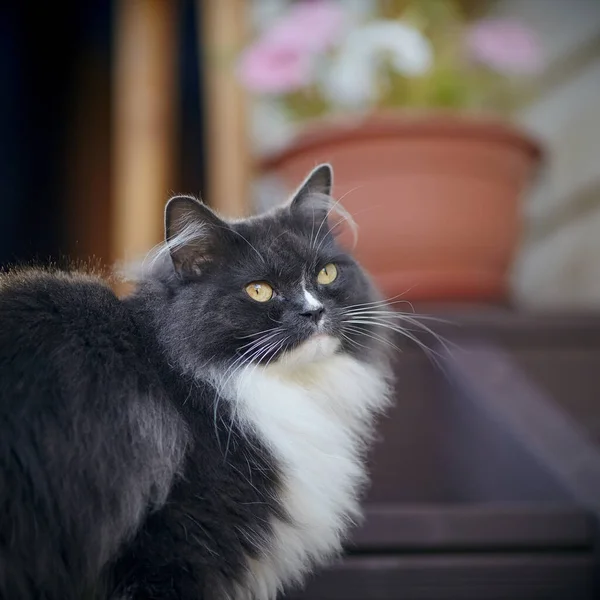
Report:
148,164,389,376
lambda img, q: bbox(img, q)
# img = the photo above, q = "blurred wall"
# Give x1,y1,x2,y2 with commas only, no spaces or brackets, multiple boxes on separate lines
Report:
505,0,600,308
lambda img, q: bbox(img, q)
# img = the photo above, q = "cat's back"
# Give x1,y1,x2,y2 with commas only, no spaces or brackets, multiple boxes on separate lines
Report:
0,267,128,344
0,268,137,398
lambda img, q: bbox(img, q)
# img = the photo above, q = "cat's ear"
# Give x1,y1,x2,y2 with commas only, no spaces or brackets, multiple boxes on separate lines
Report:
290,163,333,213
289,163,344,235
288,163,356,244
164,195,230,279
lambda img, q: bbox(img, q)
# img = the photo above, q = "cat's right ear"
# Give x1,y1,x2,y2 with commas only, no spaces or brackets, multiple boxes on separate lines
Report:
289,163,333,214
164,196,229,279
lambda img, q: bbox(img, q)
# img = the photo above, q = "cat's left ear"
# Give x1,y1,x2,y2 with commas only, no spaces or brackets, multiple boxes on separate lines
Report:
164,195,230,279
289,163,333,213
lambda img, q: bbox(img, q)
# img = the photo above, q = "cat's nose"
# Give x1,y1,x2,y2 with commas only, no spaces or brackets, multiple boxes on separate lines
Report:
299,306,325,324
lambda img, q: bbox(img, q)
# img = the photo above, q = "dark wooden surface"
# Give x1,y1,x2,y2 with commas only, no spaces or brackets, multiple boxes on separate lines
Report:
353,505,594,551
289,309,600,600
290,554,597,600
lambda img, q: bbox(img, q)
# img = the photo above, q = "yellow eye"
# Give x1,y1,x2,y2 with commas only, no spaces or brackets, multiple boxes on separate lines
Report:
317,263,338,285
245,281,274,302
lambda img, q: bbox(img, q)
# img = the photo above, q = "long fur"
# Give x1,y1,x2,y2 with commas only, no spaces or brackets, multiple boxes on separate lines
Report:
0,165,392,599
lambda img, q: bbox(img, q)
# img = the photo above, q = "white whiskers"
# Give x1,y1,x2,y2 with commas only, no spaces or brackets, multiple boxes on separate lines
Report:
341,299,454,370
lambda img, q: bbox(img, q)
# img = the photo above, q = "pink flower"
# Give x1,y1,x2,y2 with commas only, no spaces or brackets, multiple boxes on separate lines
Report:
237,1,345,94
467,19,542,74
268,0,345,53
238,41,314,94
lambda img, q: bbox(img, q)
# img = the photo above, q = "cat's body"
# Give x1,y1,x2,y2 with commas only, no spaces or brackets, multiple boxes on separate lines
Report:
0,166,392,599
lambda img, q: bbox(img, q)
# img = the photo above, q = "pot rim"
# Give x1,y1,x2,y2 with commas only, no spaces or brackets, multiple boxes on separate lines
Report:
260,110,544,171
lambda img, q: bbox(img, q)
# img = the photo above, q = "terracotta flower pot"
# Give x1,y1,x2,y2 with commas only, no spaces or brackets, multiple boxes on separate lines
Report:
260,113,543,304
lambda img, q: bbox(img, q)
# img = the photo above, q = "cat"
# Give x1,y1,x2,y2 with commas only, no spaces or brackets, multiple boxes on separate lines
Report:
0,164,393,600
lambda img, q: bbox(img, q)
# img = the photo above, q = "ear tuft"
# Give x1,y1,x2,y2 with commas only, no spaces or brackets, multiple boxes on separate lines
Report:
289,163,334,226
164,196,229,279
289,163,333,235
290,163,333,211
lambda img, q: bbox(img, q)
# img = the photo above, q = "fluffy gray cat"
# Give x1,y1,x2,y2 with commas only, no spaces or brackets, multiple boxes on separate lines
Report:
0,164,393,599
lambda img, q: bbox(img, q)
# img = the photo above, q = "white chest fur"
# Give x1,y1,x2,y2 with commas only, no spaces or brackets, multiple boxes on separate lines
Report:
230,353,390,600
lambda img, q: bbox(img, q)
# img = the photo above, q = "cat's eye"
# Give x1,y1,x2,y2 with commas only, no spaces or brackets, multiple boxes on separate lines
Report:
317,263,338,285
245,281,273,302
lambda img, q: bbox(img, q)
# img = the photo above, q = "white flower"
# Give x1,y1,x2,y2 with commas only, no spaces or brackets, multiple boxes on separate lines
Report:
322,46,375,110
321,20,433,110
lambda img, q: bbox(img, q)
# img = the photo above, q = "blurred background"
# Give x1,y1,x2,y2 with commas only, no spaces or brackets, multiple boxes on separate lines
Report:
0,0,206,275
2,0,600,598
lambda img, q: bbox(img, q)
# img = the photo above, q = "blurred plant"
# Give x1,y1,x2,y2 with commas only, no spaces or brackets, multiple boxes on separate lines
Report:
238,0,542,123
